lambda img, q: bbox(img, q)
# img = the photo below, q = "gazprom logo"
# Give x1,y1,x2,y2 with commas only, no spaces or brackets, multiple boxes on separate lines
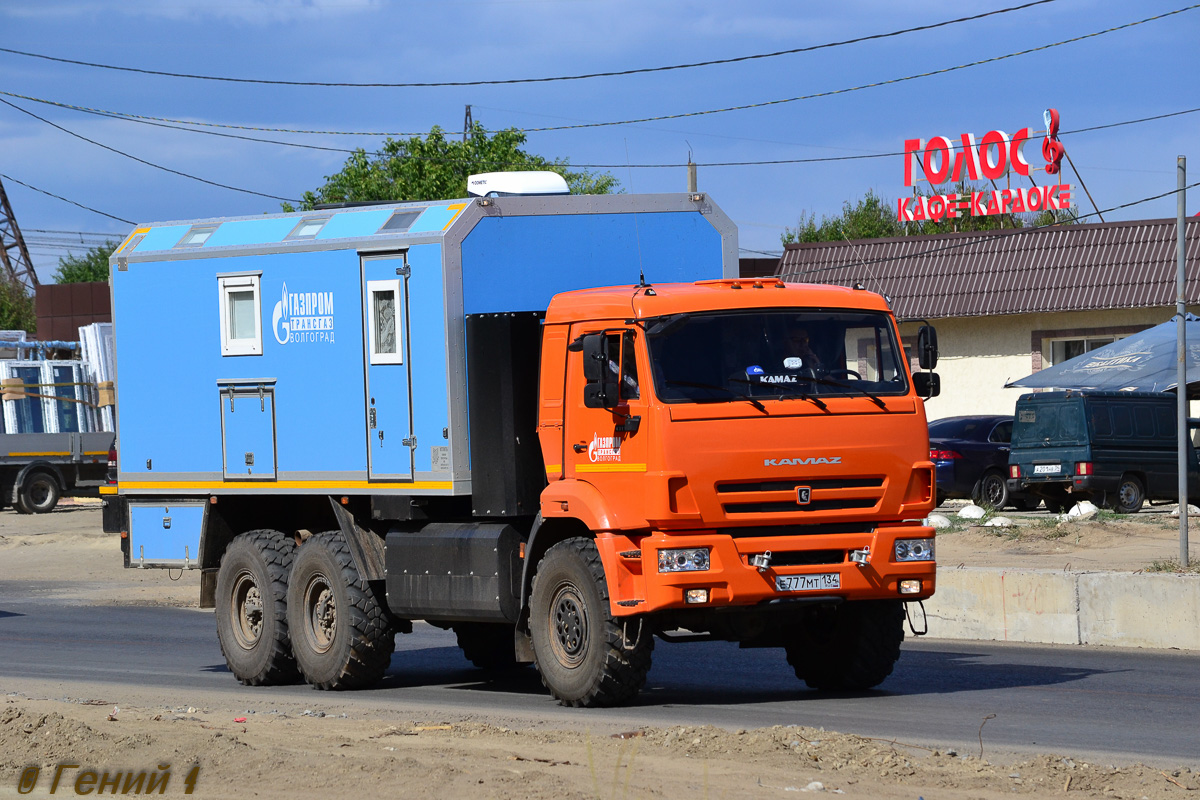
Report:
764,456,842,466
272,282,335,345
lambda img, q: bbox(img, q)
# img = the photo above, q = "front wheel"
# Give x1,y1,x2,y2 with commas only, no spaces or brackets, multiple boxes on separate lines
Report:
785,601,905,691
215,530,300,686
972,471,1009,510
286,532,394,690
529,538,652,707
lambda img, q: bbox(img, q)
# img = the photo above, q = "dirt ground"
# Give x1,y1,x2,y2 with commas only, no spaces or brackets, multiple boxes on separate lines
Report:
0,501,1197,799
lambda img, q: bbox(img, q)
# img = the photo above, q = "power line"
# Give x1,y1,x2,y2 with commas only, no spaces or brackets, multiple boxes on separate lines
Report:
0,172,133,225
0,97,301,203
5,77,1197,168
0,0,1059,88
517,4,1200,132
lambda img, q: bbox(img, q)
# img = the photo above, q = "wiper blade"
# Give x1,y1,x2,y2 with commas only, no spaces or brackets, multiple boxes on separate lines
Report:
805,376,889,410
730,377,829,411
667,379,767,413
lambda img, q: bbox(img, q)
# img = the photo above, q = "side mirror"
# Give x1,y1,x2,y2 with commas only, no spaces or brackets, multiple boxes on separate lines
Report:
581,334,618,409
913,371,940,398
917,325,939,370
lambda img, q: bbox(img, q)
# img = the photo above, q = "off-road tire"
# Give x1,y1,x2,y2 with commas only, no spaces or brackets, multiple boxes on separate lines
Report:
16,471,60,514
785,600,905,691
287,531,394,690
215,530,300,686
1113,474,1145,514
453,623,524,672
529,537,652,707
972,470,1009,510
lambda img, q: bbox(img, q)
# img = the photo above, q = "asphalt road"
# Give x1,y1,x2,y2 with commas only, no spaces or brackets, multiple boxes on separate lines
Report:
1,586,1196,767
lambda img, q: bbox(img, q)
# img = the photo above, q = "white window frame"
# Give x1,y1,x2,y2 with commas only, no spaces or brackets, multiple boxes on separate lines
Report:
218,274,263,356
1044,334,1125,367
366,278,404,365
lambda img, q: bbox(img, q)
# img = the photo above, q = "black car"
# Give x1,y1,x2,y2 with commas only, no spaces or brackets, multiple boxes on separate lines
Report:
929,414,1035,510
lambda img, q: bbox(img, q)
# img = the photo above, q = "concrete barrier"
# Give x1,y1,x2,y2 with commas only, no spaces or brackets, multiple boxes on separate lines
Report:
924,567,1200,650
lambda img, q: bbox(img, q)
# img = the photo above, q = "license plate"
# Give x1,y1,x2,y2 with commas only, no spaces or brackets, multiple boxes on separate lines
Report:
775,573,840,592
1033,464,1062,474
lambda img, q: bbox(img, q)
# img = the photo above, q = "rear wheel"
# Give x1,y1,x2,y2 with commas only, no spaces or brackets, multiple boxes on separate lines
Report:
16,471,60,514
972,471,1009,510
454,623,524,672
286,532,395,690
529,537,652,707
785,601,905,691
1112,474,1145,514
215,530,300,685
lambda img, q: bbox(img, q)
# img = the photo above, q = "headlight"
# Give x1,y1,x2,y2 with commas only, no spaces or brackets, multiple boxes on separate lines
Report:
658,547,711,572
894,538,935,562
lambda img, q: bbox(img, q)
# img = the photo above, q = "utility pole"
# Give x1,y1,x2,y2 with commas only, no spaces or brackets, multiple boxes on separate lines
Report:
0,177,39,292
1177,155,1189,567
463,105,473,143
685,143,697,193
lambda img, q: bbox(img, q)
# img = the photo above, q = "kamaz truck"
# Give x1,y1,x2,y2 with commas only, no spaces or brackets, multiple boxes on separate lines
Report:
104,180,940,706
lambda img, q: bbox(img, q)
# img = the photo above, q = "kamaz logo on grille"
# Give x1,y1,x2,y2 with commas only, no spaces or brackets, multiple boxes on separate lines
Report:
764,457,842,466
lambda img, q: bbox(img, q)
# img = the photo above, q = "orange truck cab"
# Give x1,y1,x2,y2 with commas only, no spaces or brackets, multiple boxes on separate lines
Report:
524,278,939,705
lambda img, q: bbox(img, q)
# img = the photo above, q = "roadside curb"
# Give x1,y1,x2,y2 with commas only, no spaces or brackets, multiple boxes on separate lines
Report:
924,567,1200,650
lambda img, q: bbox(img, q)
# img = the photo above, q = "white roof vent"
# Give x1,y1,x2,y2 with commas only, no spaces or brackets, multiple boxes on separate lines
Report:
467,171,570,197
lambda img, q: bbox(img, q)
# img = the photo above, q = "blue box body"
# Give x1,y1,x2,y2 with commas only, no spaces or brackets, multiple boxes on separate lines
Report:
109,193,736,501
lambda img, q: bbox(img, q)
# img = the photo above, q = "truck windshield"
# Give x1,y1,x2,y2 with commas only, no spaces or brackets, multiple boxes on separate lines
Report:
645,309,909,403
1012,402,1088,447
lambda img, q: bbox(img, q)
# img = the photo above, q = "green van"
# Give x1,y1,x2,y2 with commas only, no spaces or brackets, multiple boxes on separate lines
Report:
1006,391,1200,513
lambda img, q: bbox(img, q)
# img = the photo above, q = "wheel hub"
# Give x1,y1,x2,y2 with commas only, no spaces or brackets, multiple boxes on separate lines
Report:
303,574,337,654
230,572,264,650
549,583,588,668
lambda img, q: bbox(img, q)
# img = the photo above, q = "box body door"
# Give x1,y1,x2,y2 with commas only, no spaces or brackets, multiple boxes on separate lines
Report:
362,254,414,480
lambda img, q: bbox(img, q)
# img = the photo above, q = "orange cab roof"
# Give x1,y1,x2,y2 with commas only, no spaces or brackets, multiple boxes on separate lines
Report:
544,279,892,325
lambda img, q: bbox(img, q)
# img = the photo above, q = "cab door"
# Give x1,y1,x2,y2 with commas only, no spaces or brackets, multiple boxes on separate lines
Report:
362,253,413,480
563,327,649,523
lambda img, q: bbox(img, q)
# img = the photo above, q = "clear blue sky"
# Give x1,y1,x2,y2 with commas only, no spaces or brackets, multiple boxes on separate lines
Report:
2,0,1196,281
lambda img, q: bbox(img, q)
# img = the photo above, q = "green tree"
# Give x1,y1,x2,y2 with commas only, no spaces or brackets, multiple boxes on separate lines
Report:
53,240,119,283
0,279,36,333
782,183,1077,244
287,123,618,210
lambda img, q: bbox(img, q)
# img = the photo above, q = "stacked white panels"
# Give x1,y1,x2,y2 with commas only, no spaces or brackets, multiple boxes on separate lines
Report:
79,323,115,432
1,360,90,434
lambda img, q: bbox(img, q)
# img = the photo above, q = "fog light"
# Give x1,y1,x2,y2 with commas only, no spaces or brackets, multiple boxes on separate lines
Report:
658,547,711,572
899,579,922,595
894,538,935,562
685,588,709,604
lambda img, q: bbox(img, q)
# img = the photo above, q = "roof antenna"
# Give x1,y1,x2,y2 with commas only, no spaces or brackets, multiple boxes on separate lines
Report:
839,227,888,302
624,139,651,292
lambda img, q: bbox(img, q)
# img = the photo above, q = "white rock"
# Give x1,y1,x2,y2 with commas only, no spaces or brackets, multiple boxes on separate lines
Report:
802,782,825,793
1169,504,1200,517
925,513,952,529
957,504,986,520
984,517,1014,527
1067,501,1099,520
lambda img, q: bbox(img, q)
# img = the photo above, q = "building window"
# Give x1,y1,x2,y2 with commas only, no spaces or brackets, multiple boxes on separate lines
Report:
286,216,330,240
218,274,262,356
1045,335,1123,366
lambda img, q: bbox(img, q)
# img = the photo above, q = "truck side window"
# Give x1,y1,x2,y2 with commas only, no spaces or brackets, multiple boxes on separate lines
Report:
218,274,262,356
620,331,639,401
602,331,639,401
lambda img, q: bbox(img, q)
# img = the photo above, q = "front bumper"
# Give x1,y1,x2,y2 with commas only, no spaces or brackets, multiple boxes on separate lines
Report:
596,524,936,616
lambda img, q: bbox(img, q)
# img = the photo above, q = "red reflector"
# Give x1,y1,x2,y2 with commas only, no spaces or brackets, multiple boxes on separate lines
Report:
930,449,962,460
1009,465,1021,478
1076,462,1093,476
